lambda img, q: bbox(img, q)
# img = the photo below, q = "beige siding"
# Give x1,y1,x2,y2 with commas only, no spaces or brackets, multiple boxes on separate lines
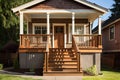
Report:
80,53,101,73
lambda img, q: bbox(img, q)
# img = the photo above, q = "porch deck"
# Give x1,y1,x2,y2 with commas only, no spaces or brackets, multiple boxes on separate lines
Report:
19,34,102,53
18,34,102,75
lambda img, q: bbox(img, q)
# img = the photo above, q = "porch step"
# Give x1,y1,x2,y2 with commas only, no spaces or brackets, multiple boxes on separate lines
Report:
43,72,83,76
47,61,77,65
43,48,80,75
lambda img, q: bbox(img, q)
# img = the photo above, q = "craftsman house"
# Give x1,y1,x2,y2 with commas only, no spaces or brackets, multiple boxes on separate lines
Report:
12,0,107,75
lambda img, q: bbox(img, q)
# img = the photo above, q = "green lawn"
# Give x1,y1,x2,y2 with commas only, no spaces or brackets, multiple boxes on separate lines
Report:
0,74,41,80
83,68,120,80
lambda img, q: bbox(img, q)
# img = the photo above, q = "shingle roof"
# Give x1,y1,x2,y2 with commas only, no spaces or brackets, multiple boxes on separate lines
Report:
92,15,120,33
102,16,120,28
12,0,108,13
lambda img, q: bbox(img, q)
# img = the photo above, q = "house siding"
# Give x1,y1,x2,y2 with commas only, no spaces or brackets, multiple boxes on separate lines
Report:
80,53,101,73
28,18,89,43
102,20,120,69
19,53,44,69
27,0,92,9
102,21,120,51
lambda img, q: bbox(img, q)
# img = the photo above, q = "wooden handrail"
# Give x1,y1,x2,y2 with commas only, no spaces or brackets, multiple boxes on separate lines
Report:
20,34,52,36
73,34,101,36
20,34,52,49
72,34,102,72
73,34,102,48
72,36,80,72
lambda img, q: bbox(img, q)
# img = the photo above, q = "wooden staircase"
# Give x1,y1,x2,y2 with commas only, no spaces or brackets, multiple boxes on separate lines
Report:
43,48,82,76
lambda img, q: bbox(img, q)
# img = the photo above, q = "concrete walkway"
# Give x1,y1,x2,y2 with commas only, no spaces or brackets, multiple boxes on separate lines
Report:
0,70,82,80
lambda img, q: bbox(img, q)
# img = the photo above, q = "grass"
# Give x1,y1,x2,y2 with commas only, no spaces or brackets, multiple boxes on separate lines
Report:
83,67,120,80
0,74,41,80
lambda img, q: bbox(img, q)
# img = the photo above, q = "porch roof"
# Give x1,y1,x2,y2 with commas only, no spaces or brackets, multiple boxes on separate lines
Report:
12,0,108,13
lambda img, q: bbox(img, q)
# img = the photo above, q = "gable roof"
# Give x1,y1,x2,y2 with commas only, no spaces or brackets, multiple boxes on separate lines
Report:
92,16,120,33
102,16,120,29
12,0,108,13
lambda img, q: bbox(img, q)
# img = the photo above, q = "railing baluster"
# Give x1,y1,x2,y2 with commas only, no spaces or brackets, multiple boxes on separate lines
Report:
73,35,102,48
20,34,52,49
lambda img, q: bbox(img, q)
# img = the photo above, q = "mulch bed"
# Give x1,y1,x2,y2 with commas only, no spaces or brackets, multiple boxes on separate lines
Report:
3,67,43,76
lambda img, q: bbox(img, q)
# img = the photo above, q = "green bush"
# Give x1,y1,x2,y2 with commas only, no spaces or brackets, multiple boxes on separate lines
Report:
85,65,98,76
0,64,3,70
29,68,35,72
13,58,19,69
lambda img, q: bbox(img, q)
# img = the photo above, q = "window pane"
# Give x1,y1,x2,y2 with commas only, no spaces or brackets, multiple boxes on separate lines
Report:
110,26,114,40
75,26,84,35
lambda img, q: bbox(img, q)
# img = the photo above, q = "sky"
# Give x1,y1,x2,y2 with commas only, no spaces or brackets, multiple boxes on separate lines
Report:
87,0,114,28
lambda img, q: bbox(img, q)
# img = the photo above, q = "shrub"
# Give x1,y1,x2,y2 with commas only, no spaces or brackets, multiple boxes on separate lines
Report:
85,65,98,76
0,64,3,70
13,58,19,69
29,68,35,72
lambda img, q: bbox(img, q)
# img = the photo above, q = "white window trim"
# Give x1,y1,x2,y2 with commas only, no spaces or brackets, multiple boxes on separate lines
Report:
109,25,115,41
32,23,47,34
32,23,47,43
68,24,85,43
52,23,66,48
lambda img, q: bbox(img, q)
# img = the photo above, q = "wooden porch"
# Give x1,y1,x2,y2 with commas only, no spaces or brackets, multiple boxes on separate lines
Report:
19,34,102,75
19,34,102,53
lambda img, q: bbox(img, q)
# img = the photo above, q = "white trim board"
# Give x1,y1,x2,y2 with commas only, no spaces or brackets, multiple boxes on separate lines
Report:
12,0,45,12
20,9,101,14
52,23,66,48
32,23,47,34
12,0,108,13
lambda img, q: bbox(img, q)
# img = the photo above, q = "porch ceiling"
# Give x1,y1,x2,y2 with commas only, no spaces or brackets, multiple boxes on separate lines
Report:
24,12,100,22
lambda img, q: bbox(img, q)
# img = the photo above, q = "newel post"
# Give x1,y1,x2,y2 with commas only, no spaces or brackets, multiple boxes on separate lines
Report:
98,16,102,48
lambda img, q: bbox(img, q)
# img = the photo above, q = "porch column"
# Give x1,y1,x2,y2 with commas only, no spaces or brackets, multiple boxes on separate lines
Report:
72,12,75,35
98,16,102,35
64,25,66,48
47,13,50,34
84,25,86,42
89,22,92,35
47,13,50,51
20,12,24,34
27,21,29,34
52,25,54,48
84,25,86,35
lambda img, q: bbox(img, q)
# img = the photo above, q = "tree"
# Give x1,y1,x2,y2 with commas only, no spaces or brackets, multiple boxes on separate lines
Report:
0,0,32,49
110,0,120,17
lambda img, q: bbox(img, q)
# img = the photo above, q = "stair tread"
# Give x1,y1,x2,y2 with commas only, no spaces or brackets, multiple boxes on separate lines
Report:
49,60,77,62
47,48,79,72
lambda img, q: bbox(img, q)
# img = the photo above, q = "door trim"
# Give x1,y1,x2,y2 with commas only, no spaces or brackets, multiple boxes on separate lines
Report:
52,23,66,48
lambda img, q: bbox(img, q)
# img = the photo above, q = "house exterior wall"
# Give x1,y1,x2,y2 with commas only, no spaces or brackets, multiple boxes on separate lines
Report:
19,53,44,69
28,18,89,43
102,20,120,69
102,20,120,51
27,0,92,9
81,53,101,73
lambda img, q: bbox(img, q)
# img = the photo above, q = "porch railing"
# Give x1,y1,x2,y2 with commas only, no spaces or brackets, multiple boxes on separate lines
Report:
73,35,102,48
72,36,80,72
20,34,52,50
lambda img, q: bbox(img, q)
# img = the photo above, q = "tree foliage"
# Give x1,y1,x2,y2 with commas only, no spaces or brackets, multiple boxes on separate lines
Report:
0,0,32,49
110,0,120,17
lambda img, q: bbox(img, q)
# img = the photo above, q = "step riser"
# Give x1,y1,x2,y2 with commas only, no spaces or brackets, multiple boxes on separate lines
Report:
50,62,77,65
43,72,83,76
44,48,78,73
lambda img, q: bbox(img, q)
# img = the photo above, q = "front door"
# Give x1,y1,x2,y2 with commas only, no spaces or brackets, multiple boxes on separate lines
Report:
54,26,64,48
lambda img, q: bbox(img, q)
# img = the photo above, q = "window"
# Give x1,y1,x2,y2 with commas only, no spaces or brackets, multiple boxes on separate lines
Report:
75,25,84,34
34,25,47,34
68,24,84,43
109,25,115,40
33,24,47,42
